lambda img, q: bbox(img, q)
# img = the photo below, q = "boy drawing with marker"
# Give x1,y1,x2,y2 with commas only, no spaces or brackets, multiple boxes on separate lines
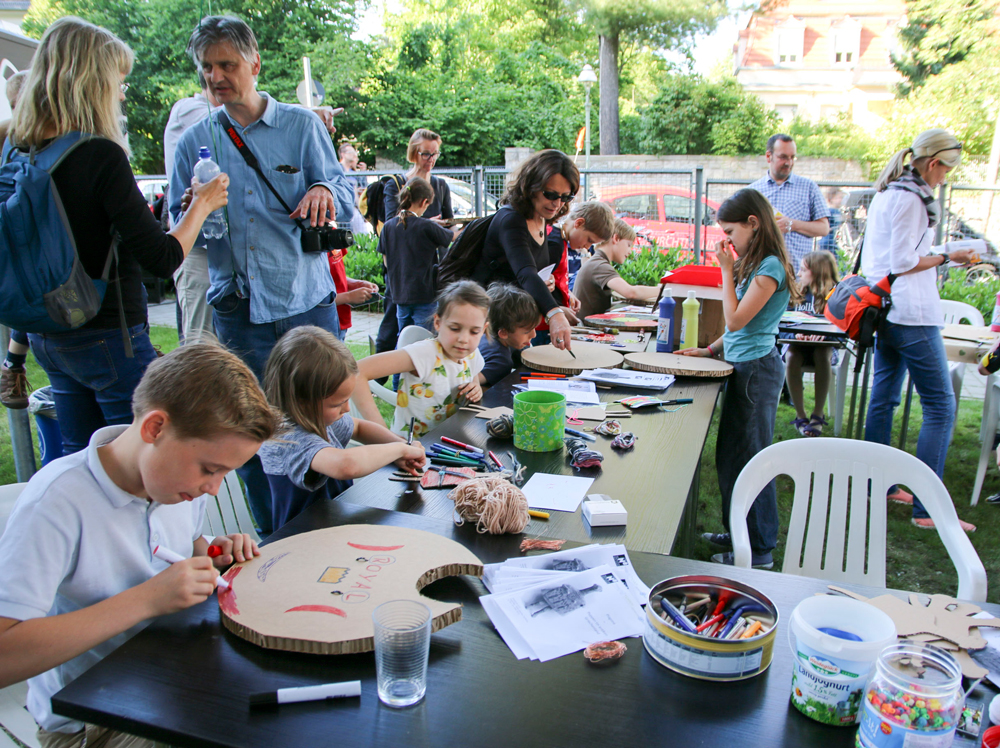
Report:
575,220,661,319
0,344,278,748
478,283,543,387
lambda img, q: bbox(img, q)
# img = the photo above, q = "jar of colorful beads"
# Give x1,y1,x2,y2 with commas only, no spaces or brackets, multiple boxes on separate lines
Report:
856,642,963,748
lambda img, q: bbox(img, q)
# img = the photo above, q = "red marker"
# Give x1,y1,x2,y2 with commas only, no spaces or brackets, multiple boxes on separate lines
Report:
440,436,484,455
488,451,504,470
207,545,224,558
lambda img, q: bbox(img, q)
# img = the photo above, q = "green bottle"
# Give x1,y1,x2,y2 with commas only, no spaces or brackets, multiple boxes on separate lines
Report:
680,290,699,350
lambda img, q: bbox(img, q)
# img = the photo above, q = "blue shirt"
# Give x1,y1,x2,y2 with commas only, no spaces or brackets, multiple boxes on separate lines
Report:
747,173,828,271
478,334,515,387
723,255,789,363
169,94,356,324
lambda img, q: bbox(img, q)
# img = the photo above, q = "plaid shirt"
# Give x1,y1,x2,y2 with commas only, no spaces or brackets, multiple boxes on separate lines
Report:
748,172,829,270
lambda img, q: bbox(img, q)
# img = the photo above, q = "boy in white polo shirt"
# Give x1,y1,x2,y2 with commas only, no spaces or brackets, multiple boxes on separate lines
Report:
0,344,278,748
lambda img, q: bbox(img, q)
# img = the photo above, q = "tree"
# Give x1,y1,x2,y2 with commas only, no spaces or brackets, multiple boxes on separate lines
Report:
576,0,725,155
23,0,369,174
892,0,999,93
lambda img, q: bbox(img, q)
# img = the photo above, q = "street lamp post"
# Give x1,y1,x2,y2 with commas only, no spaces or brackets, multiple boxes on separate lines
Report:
577,63,597,195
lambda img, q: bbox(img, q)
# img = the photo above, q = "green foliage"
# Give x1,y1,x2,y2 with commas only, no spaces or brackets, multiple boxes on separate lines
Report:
24,0,369,174
938,268,1000,320
621,75,779,156
892,0,999,93
344,234,384,287
616,242,686,286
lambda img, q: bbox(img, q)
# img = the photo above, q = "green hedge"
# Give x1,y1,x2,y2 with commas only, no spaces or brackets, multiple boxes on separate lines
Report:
939,268,1000,321
345,233,384,287
616,241,688,287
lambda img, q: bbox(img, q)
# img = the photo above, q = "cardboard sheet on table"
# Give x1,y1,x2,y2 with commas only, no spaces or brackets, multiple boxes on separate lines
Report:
520,473,594,512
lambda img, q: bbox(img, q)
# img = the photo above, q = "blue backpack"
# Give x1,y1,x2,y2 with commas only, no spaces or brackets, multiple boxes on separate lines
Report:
0,132,119,333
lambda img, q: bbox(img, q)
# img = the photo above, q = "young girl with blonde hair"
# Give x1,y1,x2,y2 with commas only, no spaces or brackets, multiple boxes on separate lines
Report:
680,188,800,570
785,250,840,436
259,326,426,531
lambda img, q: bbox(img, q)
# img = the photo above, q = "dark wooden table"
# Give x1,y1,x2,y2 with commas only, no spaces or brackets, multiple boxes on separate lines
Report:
51,500,998,748
340,368,723,557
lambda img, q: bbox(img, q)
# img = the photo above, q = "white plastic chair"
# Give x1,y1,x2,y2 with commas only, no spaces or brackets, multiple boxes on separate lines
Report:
728,438,987,601
939,300,983,408
368,325,434,405
201,472,260,543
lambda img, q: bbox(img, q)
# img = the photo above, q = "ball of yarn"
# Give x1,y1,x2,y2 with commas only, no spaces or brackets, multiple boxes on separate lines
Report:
449,475,529,534
486,413,514,439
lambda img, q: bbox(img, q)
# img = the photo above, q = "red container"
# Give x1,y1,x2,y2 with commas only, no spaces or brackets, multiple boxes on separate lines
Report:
983,724,1000,748
660,265,723,288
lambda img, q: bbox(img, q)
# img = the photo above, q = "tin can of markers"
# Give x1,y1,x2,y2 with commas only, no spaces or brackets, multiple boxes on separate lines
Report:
643,575,778,682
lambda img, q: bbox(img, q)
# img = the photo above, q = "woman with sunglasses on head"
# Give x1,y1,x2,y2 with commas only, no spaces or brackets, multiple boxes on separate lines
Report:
471,149,580,351
861,129,978,533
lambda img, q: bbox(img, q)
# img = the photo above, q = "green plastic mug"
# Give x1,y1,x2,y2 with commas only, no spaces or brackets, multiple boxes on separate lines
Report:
513,390,566,452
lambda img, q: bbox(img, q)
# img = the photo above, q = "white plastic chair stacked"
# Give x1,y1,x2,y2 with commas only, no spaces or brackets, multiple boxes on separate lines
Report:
727,438,987,601
367,324,435,407
201,472,260,543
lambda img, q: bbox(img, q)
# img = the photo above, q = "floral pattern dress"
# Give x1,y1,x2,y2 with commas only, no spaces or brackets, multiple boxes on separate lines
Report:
391,338,485,438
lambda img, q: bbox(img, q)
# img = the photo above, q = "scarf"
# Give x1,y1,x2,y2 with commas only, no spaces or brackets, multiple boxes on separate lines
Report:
887,165,938,228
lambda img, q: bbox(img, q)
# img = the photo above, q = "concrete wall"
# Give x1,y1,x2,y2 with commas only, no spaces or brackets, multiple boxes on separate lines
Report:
504,149,865,183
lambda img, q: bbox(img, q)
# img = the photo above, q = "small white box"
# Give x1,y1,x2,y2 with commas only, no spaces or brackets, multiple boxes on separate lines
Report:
582,497,627,527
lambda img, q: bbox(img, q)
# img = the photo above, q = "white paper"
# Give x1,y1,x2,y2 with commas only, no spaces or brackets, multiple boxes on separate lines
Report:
527,379,601,405
520,473,595,512
485,543,650,607
480,566,645,661
577,368,675,391
537,263,556,282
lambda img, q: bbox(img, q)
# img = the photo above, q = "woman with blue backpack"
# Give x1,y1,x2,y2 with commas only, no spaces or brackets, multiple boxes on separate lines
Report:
860,129,977,533
5,16,229,456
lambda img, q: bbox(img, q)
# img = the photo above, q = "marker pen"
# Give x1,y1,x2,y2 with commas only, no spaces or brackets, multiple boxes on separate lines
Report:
440,436,484,455
153,545,229,591
249,680,362,707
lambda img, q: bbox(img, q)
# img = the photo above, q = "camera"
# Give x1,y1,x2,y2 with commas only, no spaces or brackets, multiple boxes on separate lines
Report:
301,225,354,254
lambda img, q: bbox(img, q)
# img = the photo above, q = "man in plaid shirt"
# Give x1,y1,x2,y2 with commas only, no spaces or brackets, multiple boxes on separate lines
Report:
748,134,830,271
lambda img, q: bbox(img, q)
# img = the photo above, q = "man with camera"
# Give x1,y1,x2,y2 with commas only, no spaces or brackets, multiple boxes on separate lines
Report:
169,15,363,535
170,14,359,382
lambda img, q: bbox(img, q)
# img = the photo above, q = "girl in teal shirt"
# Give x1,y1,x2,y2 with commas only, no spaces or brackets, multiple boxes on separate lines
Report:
680,188,800,570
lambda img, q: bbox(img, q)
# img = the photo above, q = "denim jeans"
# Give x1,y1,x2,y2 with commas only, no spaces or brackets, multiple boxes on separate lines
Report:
212,292,341,537
864,321,954,519
716,347,784,555
376,280,400,355
396,302,437,333
28,324,158,455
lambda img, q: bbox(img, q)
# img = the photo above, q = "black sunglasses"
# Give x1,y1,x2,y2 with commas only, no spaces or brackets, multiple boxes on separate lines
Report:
541,189,575,203
928,143,962,160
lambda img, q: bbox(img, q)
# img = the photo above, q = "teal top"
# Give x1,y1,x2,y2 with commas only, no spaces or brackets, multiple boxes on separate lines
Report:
722,255,789,363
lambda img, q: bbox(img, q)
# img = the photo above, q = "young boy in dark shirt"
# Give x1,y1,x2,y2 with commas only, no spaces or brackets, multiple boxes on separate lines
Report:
478,283,542,387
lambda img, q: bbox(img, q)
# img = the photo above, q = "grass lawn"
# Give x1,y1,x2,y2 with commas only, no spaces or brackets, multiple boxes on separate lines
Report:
1,329,995,602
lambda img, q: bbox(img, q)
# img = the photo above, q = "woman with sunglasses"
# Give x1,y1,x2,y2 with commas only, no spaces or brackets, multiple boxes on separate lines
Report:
471,149,580,351
861,128,978,533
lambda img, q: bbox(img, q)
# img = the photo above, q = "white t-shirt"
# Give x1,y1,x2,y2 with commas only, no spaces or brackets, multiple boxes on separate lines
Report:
860,188,943,327
392,338,484,438
0,426,207,733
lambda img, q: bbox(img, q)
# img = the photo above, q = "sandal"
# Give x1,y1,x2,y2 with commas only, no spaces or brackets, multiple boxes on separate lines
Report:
791,417,820,437
808,414,828,435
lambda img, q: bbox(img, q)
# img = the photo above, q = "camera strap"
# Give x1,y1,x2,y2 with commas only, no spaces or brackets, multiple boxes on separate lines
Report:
216,111,307,231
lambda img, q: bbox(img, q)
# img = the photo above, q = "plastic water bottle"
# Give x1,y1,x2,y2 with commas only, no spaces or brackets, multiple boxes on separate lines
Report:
656,288,675,353
680,290,700,350
193,146,227,239
991,291,1000,332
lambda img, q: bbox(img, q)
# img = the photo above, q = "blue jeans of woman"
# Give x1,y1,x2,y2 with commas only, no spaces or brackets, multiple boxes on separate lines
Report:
28,324,158,455
716,347,783,555
396,303,437,333
212,292,341,537
864,321,954,519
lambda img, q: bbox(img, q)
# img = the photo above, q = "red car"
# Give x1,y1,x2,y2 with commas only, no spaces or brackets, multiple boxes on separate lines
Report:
593,184,726,253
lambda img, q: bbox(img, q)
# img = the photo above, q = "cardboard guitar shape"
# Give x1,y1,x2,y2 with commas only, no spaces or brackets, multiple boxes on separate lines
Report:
625,351,733,378
220,525,483,654
460,404,514,420
828,587,1000,650
521,343,623,375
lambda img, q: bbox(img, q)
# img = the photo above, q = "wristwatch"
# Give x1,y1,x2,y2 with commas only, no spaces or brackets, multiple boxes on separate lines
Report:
939,252,950,266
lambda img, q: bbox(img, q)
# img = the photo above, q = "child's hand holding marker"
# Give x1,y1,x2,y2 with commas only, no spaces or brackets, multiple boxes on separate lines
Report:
457,379,483,404
395,440,427,475
144,554,221,615
204,533,260,567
